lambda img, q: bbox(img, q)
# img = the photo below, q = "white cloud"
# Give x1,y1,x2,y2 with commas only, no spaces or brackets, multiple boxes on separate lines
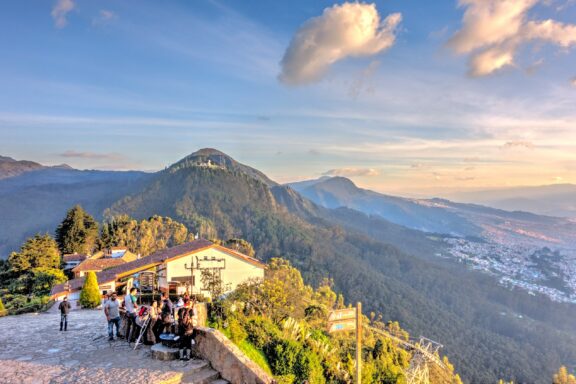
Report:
448,0,576,77
51,0,75,29
93,10,117,26
322,167,380,177
279,2,401,85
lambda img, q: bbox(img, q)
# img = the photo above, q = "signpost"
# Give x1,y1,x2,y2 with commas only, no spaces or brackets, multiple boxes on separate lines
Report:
327,302,362,384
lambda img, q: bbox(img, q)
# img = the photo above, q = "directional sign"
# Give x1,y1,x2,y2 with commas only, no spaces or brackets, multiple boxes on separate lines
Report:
328,308,356,322
327,319,356,333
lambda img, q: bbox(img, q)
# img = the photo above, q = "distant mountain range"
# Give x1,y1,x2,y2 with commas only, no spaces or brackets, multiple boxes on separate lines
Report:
290,176,576,249
0,155,72,180
1,149,576,383
445,184,576,218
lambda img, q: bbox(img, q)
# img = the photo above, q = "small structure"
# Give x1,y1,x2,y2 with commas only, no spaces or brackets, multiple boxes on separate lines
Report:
62,253,88,271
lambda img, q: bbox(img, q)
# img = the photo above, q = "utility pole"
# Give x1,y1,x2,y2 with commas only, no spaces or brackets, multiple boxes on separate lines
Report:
356,302,362,384
184,257,194,294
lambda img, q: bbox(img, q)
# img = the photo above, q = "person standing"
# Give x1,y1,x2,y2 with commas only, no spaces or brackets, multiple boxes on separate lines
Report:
58,297,71,331
124,287,139,343
104,292,121,341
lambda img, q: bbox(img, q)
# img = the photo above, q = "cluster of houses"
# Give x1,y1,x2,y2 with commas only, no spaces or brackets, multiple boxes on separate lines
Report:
51,239,266,305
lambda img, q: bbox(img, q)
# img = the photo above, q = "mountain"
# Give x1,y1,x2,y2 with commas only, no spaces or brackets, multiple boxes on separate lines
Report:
0,167,151,257
290,176,480,236
446,184,576,218
290,176,576,249
0,155,73,180
103,149,576,384
2,149,576,382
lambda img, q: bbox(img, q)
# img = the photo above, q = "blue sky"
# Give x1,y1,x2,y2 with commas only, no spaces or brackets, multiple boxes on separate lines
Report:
1,0,575,196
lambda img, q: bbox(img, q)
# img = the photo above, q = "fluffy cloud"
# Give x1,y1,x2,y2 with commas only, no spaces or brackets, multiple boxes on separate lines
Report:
279,3,402,85
448,0,576,77
322,167,380,177
51,0,75,29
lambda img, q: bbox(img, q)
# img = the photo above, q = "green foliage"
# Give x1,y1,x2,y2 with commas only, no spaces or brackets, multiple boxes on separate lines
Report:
201,268,225,299
224,238,255,257
0,297,5,316
30,267,67,296
99,214,191,256
554,366,576,384
55,205,99,255
8,234,60,273
228,317,248,344
79,271,101,308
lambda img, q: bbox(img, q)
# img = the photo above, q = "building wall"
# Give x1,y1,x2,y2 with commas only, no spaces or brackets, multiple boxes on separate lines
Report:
165,248,264,297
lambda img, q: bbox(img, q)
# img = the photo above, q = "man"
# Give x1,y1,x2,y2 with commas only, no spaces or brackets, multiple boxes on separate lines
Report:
104,292,121,341
156,292,174,336
124,287,139,343
58,297,71,331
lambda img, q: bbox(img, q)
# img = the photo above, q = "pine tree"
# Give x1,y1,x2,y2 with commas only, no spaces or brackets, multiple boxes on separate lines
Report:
55,205,99,255
79,271,101,308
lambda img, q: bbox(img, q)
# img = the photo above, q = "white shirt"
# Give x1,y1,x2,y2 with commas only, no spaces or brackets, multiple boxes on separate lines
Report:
124,294,136,314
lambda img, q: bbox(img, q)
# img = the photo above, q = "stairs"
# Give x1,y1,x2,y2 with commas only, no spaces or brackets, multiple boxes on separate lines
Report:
178,359,229,384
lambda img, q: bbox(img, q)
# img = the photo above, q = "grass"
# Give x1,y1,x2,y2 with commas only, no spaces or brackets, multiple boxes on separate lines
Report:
219,326,273,375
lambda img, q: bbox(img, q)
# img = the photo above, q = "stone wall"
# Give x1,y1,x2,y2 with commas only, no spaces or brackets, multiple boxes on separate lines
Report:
194,327,274,384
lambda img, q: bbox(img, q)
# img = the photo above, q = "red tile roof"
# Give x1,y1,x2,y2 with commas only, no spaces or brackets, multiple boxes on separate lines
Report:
63,254,88,262
72,258,126,273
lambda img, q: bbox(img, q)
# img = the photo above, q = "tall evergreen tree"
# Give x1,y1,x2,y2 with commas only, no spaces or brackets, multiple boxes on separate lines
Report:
8,234,60,273
554,366,576,384
55,205,99,255
79,271,101,308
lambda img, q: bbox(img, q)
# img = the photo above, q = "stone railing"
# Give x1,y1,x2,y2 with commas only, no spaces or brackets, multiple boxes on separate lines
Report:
194,327,275,384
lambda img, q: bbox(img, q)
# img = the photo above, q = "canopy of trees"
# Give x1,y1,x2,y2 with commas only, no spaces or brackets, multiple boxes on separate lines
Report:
55,205,99,255
99,214,190,256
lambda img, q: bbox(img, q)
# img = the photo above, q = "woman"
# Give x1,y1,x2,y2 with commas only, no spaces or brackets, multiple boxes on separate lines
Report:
177,305,196,361
145,300,159,344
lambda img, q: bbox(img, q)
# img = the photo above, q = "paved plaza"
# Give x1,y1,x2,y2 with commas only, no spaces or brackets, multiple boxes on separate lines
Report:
0,310,218,384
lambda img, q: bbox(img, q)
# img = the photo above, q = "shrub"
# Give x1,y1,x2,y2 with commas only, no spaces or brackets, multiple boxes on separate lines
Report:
0,297,5,316
269,339,302,376
229,317,248,344
79,271,101,308
294,349,326,384
245,317,280,349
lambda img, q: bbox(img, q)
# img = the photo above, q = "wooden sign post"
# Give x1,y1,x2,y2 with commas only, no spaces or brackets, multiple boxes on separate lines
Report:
327,302,362,384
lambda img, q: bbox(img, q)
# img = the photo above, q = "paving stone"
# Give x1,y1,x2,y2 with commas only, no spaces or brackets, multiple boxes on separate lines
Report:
0,310,220,384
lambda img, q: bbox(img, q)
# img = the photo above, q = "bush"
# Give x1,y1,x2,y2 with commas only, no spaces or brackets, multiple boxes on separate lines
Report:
269,339,303,376
0,297,5,317
294,348,326,384
245,317,281,349
229,317,248,344
79,271,101,308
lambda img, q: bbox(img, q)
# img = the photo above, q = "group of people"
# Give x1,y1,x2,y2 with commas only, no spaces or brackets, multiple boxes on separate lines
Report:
58,289,199,361
102,288,198,360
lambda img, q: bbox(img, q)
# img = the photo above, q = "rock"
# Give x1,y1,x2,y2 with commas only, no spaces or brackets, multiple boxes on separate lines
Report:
151,343,180,361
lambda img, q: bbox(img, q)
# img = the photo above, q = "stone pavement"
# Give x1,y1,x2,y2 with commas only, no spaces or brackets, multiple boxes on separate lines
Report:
0,310,221,384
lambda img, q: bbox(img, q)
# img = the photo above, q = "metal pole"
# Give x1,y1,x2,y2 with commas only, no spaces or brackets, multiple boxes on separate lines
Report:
356,302,362,384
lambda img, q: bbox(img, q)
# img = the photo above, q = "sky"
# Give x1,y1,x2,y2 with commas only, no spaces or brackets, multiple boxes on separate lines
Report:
0,0,575,197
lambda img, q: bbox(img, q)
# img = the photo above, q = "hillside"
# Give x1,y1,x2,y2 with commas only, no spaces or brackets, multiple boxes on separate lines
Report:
0,167,151,257
104,149,576,384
